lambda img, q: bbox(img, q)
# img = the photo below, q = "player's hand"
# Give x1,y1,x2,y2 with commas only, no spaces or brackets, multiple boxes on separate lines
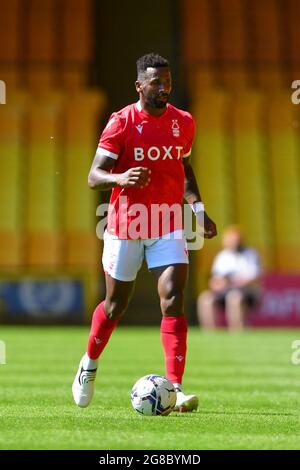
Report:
196,211,217,239
117,167,151,188
203,212,217,239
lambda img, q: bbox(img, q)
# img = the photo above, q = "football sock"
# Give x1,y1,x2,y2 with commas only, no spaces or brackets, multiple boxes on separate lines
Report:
87,301,118,360
173,383,182,392
160,315,187,385
82,353,98,370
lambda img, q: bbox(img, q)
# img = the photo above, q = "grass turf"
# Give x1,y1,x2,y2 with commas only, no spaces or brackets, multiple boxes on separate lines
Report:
0,325,300,450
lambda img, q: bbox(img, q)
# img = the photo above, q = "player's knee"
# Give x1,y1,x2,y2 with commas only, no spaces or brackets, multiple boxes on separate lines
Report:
105,298,128,320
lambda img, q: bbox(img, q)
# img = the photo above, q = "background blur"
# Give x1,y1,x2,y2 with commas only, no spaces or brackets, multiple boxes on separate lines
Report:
0,0,299,325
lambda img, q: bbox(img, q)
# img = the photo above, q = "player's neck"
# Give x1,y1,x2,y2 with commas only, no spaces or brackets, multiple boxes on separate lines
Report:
139,97,167,117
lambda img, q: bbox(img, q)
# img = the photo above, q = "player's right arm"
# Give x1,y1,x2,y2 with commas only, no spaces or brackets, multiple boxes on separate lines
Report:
88,113,150,191
88,153,150,191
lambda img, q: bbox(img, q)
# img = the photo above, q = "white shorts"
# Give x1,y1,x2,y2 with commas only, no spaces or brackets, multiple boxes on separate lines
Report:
102,229,189,281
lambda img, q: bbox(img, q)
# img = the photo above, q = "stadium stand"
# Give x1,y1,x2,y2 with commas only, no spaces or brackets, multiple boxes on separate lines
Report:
0,95,26,267
0,0,105,320
192,89,233,293
1,0,300,322
62,89,106,270
25,92,63,267
266,92,300,271
231,90,274,269
182,0,300,284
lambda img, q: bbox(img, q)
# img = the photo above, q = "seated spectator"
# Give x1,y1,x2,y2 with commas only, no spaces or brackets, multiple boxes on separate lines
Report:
197,226,262,331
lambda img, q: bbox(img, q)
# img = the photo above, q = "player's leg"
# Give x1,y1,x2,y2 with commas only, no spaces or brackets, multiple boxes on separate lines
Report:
72,275,135,407
197,290,219,329
153,263,188,384
152,263,198,412
72,234,142,407
225,288,247,331
86,273,135,361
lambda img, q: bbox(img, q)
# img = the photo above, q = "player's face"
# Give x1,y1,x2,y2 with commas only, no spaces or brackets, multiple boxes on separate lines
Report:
137,67,172,109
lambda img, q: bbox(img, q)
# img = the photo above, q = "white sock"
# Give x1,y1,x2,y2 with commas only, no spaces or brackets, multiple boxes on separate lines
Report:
82,353,98,370
173,383,182,392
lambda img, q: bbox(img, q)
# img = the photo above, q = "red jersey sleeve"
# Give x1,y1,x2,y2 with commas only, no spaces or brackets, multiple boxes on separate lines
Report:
183,114,196,158
97,114,124,160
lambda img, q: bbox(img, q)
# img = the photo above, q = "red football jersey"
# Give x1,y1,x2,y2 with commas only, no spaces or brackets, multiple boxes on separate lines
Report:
96,101,196,239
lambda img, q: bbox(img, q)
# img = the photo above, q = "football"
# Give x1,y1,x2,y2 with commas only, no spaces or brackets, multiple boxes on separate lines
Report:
131,374,176,416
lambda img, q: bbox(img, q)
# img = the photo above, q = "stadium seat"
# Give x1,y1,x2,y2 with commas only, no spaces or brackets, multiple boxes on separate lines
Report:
249,0,281,63
181,0,214,66
25,93,64,266
26,64,56,91
0,66,19,91
25,0,57,62
287,0,300,69
61,65,87,90
247,0,284,88
217,0,249,87
221,65,249,88
62,89,107,269
189,67,217,97
0,0,21,62
0,96,26,267
61,0,93,63
231,90,274,269
0,1,21,90
256,67,284,89
191,89,233,292
267,92,300,271
218,0,247,61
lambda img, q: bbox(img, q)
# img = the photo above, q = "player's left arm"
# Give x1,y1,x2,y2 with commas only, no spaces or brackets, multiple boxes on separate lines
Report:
183,157,217,239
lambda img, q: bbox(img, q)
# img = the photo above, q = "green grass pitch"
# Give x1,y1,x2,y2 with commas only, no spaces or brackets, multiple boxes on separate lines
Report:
0,325,300,450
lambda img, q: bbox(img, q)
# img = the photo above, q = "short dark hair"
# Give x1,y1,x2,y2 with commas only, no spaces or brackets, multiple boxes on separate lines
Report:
136,53,170,79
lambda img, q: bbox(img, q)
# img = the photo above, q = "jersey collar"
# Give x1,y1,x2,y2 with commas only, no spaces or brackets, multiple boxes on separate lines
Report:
135,100,169,118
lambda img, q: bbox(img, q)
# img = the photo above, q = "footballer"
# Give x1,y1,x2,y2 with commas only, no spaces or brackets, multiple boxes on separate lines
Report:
72,53,217,412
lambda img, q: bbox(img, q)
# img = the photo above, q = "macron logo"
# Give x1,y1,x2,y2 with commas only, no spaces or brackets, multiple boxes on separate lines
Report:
136,124,143,134
95,337,102,345
176,355,184,362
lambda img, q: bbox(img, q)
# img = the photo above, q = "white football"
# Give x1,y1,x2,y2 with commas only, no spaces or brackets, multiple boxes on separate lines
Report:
131,374,176,416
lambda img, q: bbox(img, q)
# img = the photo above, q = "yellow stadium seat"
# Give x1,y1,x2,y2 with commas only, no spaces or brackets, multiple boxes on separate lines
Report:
256,67,284,89
25,93,63,266
0,96,27,266
231,90,274,269
191,89,233,292
61,65,87,90
267,92,300,271
221,65,249,89
62,89,107,269
0,66,19,90
26,65,56,91
190,66,216,94
192,89,233,230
